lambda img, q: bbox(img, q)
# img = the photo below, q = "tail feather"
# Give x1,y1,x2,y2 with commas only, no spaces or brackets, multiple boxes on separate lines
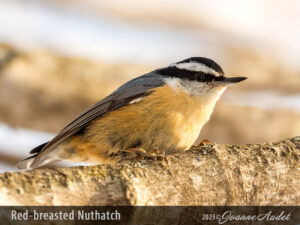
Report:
16,154,37,170
16,141,51,170
30,142,48,154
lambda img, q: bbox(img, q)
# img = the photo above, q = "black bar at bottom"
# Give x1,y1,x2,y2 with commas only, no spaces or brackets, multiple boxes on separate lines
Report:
0,206,299,225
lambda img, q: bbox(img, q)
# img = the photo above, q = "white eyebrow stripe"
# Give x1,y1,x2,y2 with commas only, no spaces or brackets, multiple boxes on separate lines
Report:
170,62,219,76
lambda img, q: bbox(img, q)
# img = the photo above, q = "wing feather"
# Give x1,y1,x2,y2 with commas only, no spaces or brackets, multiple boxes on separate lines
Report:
30,73,164,165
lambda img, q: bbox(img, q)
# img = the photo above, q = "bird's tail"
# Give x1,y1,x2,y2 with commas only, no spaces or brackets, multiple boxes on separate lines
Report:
16,142,48,170
16,155,36,170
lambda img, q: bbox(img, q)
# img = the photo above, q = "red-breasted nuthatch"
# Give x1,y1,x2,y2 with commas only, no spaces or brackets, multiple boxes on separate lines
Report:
17,57,247,170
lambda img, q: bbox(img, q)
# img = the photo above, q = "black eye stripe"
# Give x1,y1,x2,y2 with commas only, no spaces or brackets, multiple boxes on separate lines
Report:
196,73,215,82
156,66,217,82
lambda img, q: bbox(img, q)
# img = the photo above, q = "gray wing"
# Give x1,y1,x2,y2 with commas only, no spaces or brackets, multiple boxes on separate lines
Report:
31,72,165,156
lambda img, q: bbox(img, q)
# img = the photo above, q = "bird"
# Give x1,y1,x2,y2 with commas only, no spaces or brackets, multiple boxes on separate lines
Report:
16,57,247,170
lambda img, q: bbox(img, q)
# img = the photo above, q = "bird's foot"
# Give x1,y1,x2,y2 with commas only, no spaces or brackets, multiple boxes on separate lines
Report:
120,147,168,164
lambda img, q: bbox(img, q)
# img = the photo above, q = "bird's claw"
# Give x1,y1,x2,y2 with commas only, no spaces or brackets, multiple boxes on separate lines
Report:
148,147,168,163
191,139,212,149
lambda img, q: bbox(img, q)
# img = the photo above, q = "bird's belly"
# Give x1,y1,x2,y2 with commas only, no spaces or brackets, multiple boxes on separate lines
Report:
82,85,216,157
167,108,210,152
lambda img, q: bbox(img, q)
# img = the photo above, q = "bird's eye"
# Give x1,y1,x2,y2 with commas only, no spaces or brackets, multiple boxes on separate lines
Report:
195,73,205,81
205,74,215,83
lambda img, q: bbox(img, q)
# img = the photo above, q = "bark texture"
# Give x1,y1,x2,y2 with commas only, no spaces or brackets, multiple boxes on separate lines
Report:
0,137,299,206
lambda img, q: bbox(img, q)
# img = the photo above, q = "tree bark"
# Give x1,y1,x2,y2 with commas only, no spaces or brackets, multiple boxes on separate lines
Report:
0,137,299,206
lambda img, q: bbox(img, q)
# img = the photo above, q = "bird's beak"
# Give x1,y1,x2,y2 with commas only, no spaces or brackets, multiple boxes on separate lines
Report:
215,76,247,86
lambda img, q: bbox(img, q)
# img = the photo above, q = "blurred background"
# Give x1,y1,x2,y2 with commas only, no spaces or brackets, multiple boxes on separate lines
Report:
0,0,299,172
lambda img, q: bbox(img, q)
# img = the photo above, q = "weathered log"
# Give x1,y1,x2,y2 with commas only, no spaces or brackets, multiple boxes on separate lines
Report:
0,137,299,206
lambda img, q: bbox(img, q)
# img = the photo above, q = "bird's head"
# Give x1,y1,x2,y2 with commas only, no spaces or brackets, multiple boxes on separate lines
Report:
156,57,247,97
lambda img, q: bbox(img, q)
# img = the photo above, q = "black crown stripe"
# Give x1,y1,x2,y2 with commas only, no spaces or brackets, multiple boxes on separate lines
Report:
176,57,224,75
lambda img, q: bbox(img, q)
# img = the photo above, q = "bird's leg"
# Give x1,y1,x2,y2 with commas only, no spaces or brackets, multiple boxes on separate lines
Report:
119,148,147,159
190,139,212,149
